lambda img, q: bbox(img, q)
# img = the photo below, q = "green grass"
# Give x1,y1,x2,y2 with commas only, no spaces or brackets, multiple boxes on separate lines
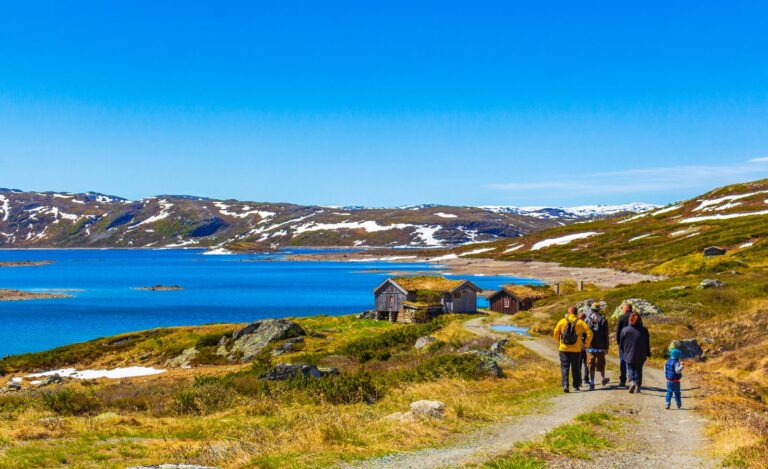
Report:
484,452,547,469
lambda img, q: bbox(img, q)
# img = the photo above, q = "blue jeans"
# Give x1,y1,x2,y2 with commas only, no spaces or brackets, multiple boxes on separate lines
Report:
626,362,644,388
619,352,627,385
666,381,682,407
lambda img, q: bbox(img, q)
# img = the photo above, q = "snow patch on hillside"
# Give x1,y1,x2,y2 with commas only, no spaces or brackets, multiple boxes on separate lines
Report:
0,195,9,221
652,205,682,216
459,247,494,256
435,212,458,218
679,210,768,224
504,244,524,253
214,202,275,220
693,191,768,212
628,233,653,242
28,367,165,380
531,232,599,251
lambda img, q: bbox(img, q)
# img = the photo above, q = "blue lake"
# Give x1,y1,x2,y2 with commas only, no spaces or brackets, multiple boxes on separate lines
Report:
0,249,541,357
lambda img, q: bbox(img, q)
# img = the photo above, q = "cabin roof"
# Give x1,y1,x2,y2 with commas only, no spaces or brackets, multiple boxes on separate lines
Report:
489,284,552,302
374,276,481,294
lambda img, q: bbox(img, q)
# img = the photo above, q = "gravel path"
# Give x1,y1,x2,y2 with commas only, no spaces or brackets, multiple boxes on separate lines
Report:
345,317,716,469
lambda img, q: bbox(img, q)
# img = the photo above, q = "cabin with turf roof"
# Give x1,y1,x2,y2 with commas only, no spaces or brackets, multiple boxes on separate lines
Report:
487,284,552,315
373,276,482,323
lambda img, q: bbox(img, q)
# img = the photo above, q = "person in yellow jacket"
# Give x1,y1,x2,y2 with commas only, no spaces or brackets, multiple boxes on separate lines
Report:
553,306,593,392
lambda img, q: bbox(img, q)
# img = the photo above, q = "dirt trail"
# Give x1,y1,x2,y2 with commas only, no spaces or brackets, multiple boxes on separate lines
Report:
345,317,716,469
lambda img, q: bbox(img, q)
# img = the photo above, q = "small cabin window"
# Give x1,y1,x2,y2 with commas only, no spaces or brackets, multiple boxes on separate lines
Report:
453,291,462,299
503,298,510,308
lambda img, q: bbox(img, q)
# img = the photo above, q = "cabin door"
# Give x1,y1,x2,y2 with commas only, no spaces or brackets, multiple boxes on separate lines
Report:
388,294,396,311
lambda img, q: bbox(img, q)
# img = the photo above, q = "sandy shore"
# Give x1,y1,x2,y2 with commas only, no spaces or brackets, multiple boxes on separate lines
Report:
0,289,72,301
283,252,660,288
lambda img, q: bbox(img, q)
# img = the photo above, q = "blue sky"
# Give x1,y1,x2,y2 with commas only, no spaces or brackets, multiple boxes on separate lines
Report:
1,1,768,207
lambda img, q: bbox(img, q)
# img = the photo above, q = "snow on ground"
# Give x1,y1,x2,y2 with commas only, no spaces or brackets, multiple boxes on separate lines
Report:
28,367,166,380
459,247,494,256
135,199,174,226
531,232,599,251
52,193,72,199
214,202,275,220
429,253,458,262
203,247,233,255
618,213,647,224
628,233,653,242
692,190,768,212
412,225,443,246
0,195,9,221
670,228,698,236
651,204,682,216
435,212,458,218
740,242,754,248
164,239,200,248
292,220,444,246
679,210,768,224
353,240,366,246
504,244,524,253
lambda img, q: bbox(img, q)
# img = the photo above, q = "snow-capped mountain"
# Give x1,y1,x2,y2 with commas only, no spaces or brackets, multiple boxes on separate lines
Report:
0,189,657,250
478,203,659,220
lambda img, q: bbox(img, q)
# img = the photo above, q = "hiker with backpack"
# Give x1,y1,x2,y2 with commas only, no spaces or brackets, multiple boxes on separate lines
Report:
619,311,651,393
585,302,611,390
665,348,685,409
553,306,593,393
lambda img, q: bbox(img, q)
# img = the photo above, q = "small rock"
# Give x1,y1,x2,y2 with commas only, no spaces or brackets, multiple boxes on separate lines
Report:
6,380,21,391
698,279,726,289
409,400,446,419
382,411,417,423
462,350,506,377
669,285,690,291
310,332,327,339
285,337,304,344
41,374,64,386
415,336,438,349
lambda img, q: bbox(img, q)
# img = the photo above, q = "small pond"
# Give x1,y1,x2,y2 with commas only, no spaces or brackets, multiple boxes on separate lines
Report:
490,325,531,336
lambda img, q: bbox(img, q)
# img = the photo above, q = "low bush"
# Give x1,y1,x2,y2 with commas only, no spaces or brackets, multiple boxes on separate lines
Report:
41,388,101,416
174,381,237,415
195,332,228,348
285,372,382,404
399,353,489,382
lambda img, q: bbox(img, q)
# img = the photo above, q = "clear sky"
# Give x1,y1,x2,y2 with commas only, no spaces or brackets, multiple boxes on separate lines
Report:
1,1,768,207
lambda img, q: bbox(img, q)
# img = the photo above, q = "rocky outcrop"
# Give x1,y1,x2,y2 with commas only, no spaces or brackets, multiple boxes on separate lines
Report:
611,298,663,319
698,279,726,289
261,363,339,381
490,339,509,354
167,347,199,368
461,350,505,377
270,337,304,356
217,318,305,362
670,339,704,359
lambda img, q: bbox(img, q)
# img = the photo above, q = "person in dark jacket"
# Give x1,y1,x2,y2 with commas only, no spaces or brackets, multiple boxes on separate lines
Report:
615,303,633,387
578,311,590,386
619,311,651,394
585,303,610,390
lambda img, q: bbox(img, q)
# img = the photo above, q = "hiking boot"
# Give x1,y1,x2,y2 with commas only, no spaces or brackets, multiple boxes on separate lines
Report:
601,377,610,386
574,386,581,392
665,403,671,410
677,404,682,409
589,383,595,391
618,381,627,388
563,386,570,393
628,382,637,394
636,387,642,394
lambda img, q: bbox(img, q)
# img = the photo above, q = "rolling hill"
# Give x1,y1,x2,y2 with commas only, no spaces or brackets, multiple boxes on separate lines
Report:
439,179,768,273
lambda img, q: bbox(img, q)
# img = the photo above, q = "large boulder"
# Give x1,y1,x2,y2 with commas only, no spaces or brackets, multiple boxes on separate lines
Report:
698,279,726,289
611,298,663,319
577,299,607,315
218,318,305,362
415,336,438,349
670,339,704,360
261,363,339,381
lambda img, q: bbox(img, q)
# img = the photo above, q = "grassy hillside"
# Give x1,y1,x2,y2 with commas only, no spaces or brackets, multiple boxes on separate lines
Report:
438,179,768,273
0,315,557,468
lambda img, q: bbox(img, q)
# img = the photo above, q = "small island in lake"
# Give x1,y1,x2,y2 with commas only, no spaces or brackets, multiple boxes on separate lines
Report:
0,260,55,268
134,285,184,291
0,289,71,301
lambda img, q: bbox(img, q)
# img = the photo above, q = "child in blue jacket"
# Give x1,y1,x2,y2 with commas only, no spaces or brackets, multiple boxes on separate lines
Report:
665,348,684,409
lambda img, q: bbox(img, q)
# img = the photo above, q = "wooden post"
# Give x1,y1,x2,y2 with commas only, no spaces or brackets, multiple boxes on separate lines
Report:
553,283,560,295
578,280,584,292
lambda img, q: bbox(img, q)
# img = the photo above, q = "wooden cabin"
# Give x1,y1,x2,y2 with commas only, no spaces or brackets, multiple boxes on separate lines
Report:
488,285,552,315
703,246,726,257
373,276,482,323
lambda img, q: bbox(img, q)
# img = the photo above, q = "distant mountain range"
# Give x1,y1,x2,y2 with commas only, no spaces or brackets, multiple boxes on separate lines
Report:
0,189,656,249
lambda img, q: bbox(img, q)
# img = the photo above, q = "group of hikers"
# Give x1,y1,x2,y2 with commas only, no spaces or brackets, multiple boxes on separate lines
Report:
552,302,685,409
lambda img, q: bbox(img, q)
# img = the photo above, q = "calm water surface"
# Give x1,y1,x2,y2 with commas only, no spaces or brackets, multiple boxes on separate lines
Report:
0,249,540,357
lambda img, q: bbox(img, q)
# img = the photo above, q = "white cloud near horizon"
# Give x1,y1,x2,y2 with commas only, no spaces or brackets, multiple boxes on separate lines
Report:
488,159,768,196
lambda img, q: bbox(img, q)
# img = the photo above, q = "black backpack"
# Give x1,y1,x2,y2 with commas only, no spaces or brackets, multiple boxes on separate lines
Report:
560,318,579,345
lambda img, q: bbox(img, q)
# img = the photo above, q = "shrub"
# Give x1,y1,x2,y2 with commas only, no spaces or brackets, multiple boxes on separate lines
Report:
195,332,228,348
285,373,383,404
173,381,237,415
339,318,448,362
41,388,101,416
399,353,489,382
